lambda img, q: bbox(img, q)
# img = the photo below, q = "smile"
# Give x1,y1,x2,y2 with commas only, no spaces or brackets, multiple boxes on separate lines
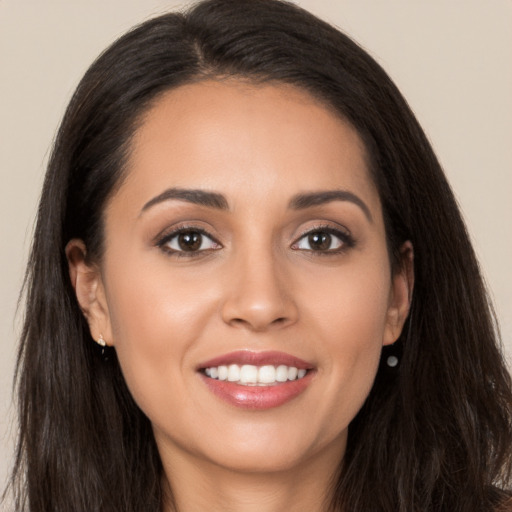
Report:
203,364,308,386
198,351,315,409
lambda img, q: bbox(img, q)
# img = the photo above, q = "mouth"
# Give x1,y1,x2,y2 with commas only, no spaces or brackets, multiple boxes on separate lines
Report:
202,364,308,386
197,351,315,409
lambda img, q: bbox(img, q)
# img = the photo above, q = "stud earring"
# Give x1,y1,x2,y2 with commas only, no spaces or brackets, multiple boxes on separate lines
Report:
95,334,112,361
386,355,399,368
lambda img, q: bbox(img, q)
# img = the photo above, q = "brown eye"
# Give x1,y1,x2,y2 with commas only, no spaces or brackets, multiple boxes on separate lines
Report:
292,227,353,253
307,232,333,251
177,232,203,251
160,229,220,254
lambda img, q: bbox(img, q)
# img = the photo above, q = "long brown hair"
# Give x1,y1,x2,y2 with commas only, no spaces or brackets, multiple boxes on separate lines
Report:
6,1,512,510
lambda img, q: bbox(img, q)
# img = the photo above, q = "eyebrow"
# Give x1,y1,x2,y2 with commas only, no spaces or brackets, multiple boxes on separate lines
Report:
140,187,372,222
289,190,373,222
140,187,229,214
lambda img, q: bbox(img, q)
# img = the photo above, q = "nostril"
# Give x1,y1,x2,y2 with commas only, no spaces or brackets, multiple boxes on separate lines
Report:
220,284,299,331
227,315,291,332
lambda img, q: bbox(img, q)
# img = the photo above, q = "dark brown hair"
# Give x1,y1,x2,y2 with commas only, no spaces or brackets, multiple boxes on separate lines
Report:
6,0,512,510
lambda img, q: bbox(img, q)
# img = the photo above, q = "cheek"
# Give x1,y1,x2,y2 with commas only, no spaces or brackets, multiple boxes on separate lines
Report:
302,257,391,421
102,255,217,412
305,252,391,345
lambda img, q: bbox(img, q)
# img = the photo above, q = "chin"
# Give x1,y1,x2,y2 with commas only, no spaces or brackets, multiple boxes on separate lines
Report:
189,423,347,476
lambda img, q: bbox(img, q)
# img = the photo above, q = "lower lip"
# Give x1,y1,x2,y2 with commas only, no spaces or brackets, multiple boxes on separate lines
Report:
200,372,314,409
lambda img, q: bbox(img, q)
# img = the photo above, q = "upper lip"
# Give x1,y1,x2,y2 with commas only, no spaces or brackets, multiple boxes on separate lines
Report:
197,350,314,370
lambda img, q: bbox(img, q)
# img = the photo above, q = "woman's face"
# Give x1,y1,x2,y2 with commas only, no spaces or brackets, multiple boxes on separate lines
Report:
73,81,411,477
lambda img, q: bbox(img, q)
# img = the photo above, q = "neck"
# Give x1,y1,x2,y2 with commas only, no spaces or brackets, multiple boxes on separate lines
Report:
159,440,344,512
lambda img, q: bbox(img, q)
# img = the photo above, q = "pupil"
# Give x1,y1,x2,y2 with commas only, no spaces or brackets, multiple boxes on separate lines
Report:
309,232,331,250
178,232,202,251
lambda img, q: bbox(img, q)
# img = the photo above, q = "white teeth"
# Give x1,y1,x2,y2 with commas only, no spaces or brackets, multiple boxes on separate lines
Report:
239,365,258,384
258,365,276,383
227,364,240,382
287,366,298,380
203,364,309,385
218,365,228,381
276,365,288,382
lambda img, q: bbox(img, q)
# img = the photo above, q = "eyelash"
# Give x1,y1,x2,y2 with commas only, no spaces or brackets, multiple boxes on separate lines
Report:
156,225,222,257
156,224,355,257
291,224,355,255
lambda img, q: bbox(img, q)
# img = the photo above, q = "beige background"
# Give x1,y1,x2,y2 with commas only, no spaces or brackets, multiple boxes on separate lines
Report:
1,0,511,492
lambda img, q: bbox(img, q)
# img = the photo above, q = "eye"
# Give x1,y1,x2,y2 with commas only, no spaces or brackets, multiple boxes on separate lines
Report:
292,227,354,253
158,228,221,254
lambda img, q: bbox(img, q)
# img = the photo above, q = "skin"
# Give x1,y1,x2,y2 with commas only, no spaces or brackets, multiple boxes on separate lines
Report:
67,80,413,512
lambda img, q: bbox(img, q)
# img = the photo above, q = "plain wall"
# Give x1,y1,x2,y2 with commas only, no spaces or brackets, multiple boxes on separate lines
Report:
1,0,511,491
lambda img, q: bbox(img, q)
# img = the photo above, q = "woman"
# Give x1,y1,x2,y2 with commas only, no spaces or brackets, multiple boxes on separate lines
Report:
6,0,512,510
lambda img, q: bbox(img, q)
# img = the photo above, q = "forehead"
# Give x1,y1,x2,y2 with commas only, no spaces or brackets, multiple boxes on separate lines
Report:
117,80,379,213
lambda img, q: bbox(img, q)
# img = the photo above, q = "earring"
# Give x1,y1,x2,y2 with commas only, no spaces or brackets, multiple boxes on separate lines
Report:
386,355,399,368
95,334,112,361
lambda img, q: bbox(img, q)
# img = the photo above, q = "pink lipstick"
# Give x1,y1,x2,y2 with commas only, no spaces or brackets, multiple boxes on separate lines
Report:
198,350,315,409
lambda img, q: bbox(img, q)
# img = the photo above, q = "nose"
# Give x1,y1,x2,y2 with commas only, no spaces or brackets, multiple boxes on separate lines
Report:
221,249,298,332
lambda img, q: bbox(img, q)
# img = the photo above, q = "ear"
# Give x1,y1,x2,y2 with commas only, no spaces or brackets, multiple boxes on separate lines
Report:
65,239,113,346
383,241,414,346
